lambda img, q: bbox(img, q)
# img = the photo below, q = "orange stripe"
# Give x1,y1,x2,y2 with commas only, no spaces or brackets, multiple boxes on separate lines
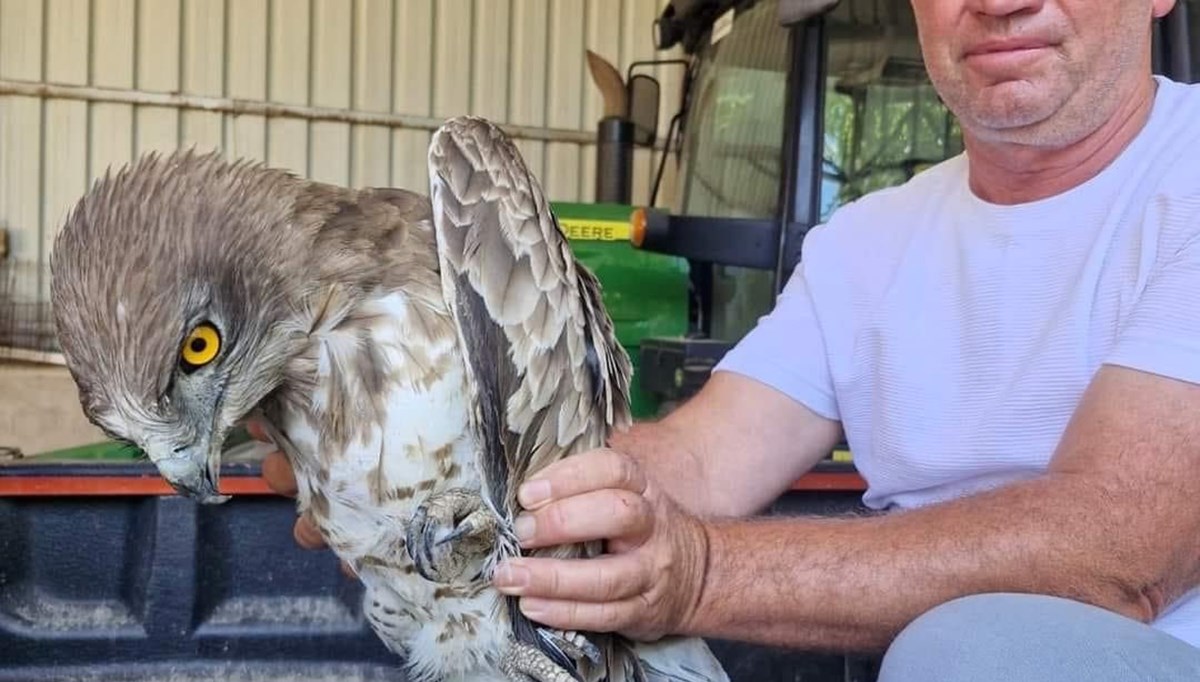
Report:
0,476,280,497
789,472,866,492
0,471,867,496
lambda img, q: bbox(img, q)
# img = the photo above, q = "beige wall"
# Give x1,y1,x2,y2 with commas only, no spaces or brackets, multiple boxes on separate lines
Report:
0,0,684,303
0,363,105,455
0,0,684,454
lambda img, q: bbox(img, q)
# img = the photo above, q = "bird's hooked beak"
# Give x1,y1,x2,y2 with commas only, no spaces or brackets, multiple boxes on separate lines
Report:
152,441,229,505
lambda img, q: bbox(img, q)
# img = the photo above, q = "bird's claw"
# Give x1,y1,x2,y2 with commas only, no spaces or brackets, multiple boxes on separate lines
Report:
435,516,479,546
405,487,497,583
544,629,602,667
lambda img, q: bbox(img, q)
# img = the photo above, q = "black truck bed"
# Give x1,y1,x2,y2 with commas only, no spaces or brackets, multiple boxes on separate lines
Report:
0,459,878,681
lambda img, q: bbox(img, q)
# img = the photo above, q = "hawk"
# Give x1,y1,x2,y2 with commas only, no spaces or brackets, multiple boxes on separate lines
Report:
50,116,730,682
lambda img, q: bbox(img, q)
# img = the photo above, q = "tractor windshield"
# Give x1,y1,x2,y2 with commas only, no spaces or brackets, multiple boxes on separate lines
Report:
672,0,964,342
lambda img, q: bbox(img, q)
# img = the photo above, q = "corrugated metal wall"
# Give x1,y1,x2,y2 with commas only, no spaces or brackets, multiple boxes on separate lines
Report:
0,0,684,303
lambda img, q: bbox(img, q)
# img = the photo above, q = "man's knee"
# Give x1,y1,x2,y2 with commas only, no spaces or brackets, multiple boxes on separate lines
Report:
878,593,1035,681
877,592,1200,681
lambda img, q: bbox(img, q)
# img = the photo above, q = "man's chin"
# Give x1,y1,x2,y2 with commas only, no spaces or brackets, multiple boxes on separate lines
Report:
958,90,1069,143
958,70,1095,136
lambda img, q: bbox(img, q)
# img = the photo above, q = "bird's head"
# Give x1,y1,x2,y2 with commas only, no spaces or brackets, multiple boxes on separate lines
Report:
50,150,320,503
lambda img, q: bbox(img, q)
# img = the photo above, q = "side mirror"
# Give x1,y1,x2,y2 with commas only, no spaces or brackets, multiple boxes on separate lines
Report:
585,50,687,203
628,74,661,148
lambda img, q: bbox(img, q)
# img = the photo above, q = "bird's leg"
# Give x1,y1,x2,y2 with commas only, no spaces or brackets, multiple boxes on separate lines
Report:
405,487,498,583
498,630,602,682
499,640,578,682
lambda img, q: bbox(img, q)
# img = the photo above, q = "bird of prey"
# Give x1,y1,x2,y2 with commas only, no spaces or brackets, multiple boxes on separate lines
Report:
50,116,729,682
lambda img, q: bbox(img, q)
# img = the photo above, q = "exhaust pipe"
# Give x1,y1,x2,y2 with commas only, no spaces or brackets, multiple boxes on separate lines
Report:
595,116,634,204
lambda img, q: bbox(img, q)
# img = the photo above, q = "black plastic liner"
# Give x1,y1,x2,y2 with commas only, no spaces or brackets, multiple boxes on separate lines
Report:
0,462,877,681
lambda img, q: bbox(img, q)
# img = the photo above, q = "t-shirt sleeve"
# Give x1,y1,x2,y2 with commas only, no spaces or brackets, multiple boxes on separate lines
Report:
711,260,840,420
1105,230,1200,385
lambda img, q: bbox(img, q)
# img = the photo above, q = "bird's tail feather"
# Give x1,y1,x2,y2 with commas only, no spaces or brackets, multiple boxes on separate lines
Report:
622,636,730,682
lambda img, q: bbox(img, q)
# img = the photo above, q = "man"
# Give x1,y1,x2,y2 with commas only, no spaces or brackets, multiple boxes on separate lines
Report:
260,0,1200,678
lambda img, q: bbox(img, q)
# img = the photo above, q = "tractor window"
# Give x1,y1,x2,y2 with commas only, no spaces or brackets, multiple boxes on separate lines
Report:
674,0,790,222
673,0,963,343
818,2,964,220
673,0,791,342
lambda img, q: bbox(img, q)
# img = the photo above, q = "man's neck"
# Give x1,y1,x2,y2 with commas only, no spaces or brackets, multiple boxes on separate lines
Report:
964,77,1159,205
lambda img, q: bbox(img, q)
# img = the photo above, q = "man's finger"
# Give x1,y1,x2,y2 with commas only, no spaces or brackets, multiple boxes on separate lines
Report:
244,418,271,442
492,553,651,603
516,488,652,549
516,595,645,634
518,448,648,510
293,514,327,550
261,450,298,497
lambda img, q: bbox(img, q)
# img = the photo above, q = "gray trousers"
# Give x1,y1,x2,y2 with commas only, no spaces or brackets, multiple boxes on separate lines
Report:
877,593,1200,681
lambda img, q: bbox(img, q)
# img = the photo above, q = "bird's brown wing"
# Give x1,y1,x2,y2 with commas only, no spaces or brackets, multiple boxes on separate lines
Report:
426,116,635,680
425,115,632,527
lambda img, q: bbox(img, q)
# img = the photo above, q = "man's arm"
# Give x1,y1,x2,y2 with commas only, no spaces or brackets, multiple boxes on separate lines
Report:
605,371,843,518
611,236,845,518
685,364,1200,651
499,364,1200,652
671,199,1200,649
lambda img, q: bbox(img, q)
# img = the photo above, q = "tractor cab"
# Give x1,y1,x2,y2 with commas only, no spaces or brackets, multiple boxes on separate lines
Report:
630,0,963,411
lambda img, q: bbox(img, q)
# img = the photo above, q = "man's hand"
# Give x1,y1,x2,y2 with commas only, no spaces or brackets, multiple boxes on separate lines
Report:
490,448,710,642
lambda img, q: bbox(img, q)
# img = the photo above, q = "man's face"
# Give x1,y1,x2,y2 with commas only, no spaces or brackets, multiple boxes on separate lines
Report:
911,0,1177,146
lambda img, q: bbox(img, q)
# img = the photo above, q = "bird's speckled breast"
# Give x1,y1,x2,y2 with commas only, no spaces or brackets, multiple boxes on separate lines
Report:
267,285,513,679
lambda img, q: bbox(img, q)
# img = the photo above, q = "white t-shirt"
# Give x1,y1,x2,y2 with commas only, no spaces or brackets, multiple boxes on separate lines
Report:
715,75,1200,646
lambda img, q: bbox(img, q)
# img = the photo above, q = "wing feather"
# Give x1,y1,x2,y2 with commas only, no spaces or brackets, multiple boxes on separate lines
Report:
426,116,632,523
427,116,635,680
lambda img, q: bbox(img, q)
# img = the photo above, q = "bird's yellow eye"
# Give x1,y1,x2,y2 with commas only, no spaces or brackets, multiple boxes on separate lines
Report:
181,323,221,369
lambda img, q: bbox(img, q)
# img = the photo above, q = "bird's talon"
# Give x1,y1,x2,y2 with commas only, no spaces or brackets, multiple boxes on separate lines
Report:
437,520,473,545
404,487,497,583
